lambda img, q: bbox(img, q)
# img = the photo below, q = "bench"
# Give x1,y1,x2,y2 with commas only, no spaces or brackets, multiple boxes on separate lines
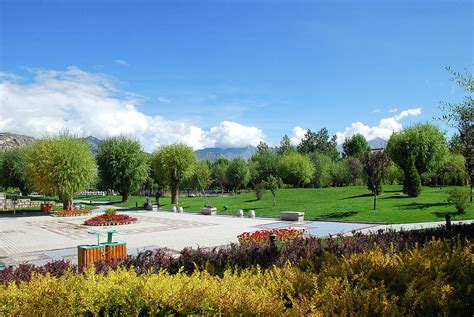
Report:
280,211,304,221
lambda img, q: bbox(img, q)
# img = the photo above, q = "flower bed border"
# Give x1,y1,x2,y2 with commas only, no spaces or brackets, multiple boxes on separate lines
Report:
84,214,138,226
52,209,93,217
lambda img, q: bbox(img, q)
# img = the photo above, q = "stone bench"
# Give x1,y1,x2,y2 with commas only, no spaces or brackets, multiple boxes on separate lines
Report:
280,211,304,221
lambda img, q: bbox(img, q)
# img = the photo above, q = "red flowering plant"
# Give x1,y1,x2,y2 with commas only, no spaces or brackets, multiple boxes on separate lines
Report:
84,214,137,226
52,209,93,217
237,228,304,246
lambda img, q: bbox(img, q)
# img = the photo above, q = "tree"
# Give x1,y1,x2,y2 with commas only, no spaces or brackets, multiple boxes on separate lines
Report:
363,150,389,209
277,135,295,155
387,123,448,195
226,157,250,191
440,67,473,202
254,181,266,200
27,134,97,210
211,158,229,193
385,161,404,185
256,141,269,154
346,157,364,185
310,152,333,188
192,160,213,198
278,152,315,187
403,157,421,197
331,160,352,187
249,151,278,184
267,175,282,206
342,134,370,158
1,147,31,194
152,144,196,204
96,137,149,202
298,128,339,159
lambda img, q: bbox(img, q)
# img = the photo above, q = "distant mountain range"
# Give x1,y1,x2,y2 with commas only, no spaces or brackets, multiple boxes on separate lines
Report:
1,132,388,160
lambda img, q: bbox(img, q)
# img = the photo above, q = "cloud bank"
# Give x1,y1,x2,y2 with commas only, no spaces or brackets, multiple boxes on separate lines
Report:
335,107,422,144
0,67,265,151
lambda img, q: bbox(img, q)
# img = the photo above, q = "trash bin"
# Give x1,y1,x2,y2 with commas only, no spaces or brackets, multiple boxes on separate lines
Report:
78,230,127,267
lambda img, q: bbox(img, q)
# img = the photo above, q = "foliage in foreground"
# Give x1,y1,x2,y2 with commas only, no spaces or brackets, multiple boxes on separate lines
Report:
1,239,472,316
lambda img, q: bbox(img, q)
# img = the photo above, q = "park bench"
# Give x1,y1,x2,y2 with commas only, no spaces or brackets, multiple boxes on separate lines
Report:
280,211,304,221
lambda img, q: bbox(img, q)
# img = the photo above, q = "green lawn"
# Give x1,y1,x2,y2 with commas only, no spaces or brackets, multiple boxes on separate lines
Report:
83,185,473,224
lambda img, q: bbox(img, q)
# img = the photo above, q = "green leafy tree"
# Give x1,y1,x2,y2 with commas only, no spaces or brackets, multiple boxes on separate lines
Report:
298,128,339,159
387,123,448,195
277,135,295,155
331,160,352,187
363,150,389,209
27,134,97,210
310,152,333,188
192,160,213,197
226,157,250,191
267,175,282,206
152,144,196,204
440,67,473,202
249,151,278,184
96,137,149,202
345,157,364,185
278,152,315,187
385,161,404,185
342,134,370,158
438,153,468,186
254,180,267,200
256,141,269,154
1,147,31,194
211,158,229,192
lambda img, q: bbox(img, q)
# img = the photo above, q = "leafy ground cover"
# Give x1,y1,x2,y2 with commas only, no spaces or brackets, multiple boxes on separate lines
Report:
1,224,472,315
84,185,473,223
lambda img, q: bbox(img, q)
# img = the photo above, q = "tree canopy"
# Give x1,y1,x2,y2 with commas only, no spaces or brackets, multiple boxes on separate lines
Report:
27,134,96,209
342,133,370,158
152,144,195,204
226,157,250,191
297,128,339,159
278,152,315,187
1,147,31,194
96,137,149,202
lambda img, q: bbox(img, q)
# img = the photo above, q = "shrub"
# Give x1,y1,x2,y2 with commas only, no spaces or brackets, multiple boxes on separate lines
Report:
404,161,421,197
0,239,472,316
254,181,266,200
104,207,117,216
447,188,470,214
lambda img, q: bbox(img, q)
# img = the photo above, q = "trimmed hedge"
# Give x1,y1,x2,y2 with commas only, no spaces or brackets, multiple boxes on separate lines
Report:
1,239,472,316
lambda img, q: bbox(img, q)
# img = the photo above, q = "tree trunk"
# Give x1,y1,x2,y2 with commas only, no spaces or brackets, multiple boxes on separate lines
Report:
171,182,179,205
63,198,72,210
122,192,129,203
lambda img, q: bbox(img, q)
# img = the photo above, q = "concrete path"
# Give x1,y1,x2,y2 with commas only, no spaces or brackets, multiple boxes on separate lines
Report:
0,207,472,267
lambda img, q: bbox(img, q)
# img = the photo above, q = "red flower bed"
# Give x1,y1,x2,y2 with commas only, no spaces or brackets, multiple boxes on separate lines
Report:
53,209,93,217
84,214,137,226
238,228,304,245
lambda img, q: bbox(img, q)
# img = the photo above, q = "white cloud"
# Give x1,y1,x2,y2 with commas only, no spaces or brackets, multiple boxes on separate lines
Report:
289,126,307,145
157,97,171,104
388,108,398,113
206,121,265,148
372,109,380,113
114,59,129,66
336,107,422,144
0,67,264,151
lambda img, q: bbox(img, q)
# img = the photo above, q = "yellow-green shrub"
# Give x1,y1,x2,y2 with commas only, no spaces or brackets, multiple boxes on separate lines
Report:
1,239,472,316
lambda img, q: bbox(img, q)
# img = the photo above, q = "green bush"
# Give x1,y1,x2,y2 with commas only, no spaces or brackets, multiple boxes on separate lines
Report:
254,181,266,200
104,207,117,216
403,162,421,197
447,188,470,214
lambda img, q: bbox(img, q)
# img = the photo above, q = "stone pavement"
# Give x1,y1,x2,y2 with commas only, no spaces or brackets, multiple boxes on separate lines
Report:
0,207,472,267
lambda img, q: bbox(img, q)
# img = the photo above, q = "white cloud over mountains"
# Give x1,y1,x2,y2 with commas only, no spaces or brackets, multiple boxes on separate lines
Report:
335,107,422,144
0,67,264,151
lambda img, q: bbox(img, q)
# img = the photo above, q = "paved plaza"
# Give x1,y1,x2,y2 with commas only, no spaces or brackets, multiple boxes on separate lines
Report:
1,207,472,267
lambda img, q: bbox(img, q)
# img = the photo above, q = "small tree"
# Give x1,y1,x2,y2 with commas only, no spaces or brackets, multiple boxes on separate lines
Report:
96,137,149,202
278,134,295,155
192,161,213,202
278,152,315,187
211,158,229,193
363,150,389,210
27,134,97,210
152,144,196,205
447,188,470,214
267,175,282,206
226,157,250,192
404,158,421,197
254,181,267,200
342,134,370,158
1,147,31,195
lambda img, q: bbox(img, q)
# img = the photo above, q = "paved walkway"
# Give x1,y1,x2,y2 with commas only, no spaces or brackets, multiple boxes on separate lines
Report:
0,207,472,267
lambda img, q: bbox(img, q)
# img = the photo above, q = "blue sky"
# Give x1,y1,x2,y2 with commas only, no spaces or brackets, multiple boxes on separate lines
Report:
0,0,472,150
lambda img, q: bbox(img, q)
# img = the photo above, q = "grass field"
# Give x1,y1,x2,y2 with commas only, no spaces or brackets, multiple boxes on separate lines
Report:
83,185,473,224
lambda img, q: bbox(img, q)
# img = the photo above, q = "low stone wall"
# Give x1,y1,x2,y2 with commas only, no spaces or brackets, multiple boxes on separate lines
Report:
0,197,56,211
